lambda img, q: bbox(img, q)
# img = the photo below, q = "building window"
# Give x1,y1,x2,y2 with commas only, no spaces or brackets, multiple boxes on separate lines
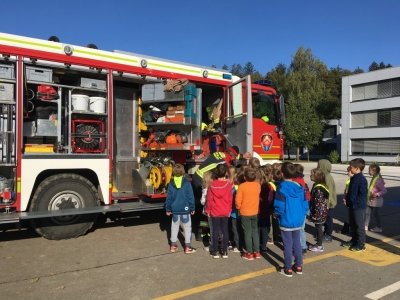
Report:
323,125,336,139
351,108,400,128
352,78,400,101
351,138,400,155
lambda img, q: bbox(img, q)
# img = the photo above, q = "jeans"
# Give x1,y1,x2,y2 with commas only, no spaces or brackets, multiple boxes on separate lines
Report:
324,208,334,236
315,223,324,246
191,175,203,239
349,208,366,247
170,214,192,246
230,217,242,249
241,215,259,253
211,217,229,253
365,206,381,228
300,217,307,249
281,230,302,269
258,215,269,251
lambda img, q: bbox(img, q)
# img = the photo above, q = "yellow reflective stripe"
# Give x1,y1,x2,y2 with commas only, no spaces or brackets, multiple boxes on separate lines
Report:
268,181,277,191
148,62,199,74
74,48,139,64
208,72,221,77
213,152,225,160
258,154,280,159
315,184,329,194
368,175,379,200
0,36,62,50
196,163,218,178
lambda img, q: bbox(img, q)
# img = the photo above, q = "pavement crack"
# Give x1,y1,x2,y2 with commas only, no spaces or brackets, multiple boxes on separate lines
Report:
0,251,174,286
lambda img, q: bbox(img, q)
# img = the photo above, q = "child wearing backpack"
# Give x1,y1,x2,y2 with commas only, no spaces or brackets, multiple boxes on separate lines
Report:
308,168,329,252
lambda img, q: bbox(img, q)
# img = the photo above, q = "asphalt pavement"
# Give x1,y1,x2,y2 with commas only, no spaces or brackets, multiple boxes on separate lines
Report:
0,162,399,300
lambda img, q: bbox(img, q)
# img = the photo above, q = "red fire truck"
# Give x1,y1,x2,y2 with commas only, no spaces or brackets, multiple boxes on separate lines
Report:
0,32,284,239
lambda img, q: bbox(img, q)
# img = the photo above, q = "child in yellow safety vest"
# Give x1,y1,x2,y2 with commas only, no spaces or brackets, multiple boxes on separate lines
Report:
308,168,329,253
365,163,387,232
341,166,353,235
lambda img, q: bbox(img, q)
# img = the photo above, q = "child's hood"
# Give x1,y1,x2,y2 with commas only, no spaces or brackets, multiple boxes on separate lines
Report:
318,159,332,173
280,180,304,198
210,179,232,195
172,176,186,189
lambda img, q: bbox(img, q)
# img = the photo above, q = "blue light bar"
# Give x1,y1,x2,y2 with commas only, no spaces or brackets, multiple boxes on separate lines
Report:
222,73,232,80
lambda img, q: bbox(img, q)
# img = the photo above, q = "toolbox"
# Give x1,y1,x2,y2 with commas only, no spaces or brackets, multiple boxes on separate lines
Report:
80,78,107,90
0,83,14,101
0,64,15,79
26,66,53,83
142,83,165,101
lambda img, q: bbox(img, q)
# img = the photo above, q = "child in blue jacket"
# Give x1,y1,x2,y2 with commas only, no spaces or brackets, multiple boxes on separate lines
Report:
274,162,309,277
165,163,196,254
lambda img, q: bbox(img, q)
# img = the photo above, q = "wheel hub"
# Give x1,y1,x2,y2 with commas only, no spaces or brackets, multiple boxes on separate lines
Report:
48,191,84,224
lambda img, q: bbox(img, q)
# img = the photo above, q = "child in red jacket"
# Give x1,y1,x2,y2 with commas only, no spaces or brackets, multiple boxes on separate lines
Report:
205,164,234,259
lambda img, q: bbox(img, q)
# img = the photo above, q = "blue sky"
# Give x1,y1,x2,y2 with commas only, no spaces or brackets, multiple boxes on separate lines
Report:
2,0,399,75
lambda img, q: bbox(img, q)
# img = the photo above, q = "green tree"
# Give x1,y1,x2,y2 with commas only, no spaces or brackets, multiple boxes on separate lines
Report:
230,63,243,77
284,47,328,160
368,61,392,72
266,63,288,99
320,66,352,119
243,62,256,75
369,61,379,71
353,67,364,74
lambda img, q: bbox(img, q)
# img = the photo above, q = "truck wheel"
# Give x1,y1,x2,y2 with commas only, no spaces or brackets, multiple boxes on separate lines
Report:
30,173,99,240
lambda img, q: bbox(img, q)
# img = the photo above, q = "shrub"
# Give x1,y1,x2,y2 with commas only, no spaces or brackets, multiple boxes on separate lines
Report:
327,150,340,164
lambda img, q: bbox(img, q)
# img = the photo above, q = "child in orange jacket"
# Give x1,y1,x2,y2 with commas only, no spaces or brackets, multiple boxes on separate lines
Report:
236,167,261,260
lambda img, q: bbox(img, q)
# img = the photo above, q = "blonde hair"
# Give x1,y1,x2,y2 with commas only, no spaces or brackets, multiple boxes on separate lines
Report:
228,165,237,183
261,164,273,182
202,170,214,188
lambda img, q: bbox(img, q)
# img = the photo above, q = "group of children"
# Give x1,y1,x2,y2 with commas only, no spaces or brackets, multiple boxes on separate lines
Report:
164,157,387,278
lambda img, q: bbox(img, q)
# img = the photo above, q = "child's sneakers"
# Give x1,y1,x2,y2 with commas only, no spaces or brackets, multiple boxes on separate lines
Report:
370,227,382,233
253,252,261,259
221,251,229,259
242,253,254,260
292,264,303,275
232,247,240,253
280,268,293,277
350,245,366,252
210,251,220,259
341,240,354,249
184,246,196,254
170,245,178,253
308,245,324,252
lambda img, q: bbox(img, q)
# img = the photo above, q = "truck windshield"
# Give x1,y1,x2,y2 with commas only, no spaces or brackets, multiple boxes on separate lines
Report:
252,93,277,125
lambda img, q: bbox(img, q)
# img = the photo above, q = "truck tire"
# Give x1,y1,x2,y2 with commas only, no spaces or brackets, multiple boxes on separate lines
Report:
30,173,99,240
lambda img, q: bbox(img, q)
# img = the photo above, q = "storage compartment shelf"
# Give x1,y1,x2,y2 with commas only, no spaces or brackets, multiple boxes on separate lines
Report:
0,100,15,104
72,110,107,116
141,146,200,151
27,81,107,93
141,98,186,104
145,119,197,126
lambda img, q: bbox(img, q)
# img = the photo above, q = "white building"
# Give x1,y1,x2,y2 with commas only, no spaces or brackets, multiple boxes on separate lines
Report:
341,67,400,163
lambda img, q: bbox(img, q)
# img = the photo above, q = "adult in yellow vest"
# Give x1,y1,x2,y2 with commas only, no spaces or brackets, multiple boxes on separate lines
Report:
192,146,240,240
